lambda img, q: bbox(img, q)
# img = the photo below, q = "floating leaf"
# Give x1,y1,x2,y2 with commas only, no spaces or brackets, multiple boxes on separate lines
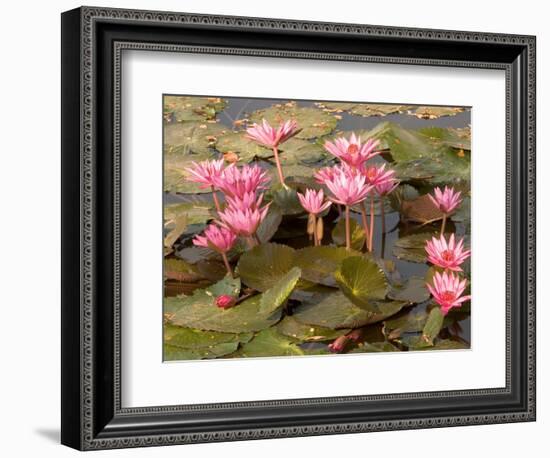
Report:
256,206,283,242
388,276,430,304
411,106,465,120
334,256,388,312
394,154,470,185
422,307,445,345
277,138,327,165
164,323,251,349
237,243,296,291
164,341,239,361
417,339,469,350
331,218,366,250
215,131,271,162
234,328,304,357
164,96,226,122
164,258,203,283
259,267,301,314
419,126,471,150
249,104,337,139
293,291,406,329
392,233,434,263
164,121,226,156
164,213,188,248
276,316,349,342
350,104,412,117
350,342,400,352
269,187,304,216
316,101,358,112
170,279,284,333
294,246,361,287
399,194,444,224
383,309,430,338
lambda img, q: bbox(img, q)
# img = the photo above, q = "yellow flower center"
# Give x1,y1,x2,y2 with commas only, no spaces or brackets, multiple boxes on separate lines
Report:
441,291,456,303
347,144,359,155
441,250,454,262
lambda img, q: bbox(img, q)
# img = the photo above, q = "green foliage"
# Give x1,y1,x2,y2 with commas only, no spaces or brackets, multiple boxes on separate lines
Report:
392,233,434,263
294,246,361,287
259,267,302,314
331,218,366,250
422,307,445,345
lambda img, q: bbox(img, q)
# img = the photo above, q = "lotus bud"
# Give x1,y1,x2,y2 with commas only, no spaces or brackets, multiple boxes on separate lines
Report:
328,335,350,353
316,217,324,244
307,213,316,236
215,295,237,309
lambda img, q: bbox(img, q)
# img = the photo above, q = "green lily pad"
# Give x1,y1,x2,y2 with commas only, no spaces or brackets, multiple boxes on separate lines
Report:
419,126,471,151
293,291,406,329
392,232,434,263
399,194,445,224
350,104,412,117
259,267,301,314
331,218,366,251
237,243,296,291
411,106,465,120
256,206,283,242
164,323,252,349
164,95,226,122
383,309,430,339
215,130,271,162
276,316,349,342
163,258,203,283
170,277,285,333
350,341,400,352
164,341,240,361
249,104,337,139
388,276,430,304
269,187,304,216
417,339,470,350
277,138,328,165
334,256,389,312
164,153,215,194
316,102,358,112
164,121,227,156
394,153,470,185
164,200,213,226
294,245,361,287
234,328,304,358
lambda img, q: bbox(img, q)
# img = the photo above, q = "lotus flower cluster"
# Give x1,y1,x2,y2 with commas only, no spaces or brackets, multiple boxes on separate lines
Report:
313,133,399,251
425,230,470,315
297,189,332,246
190,161,271,277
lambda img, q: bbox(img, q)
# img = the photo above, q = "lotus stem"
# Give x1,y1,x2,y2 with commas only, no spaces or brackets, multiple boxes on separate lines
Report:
369,193,375,252
345,205,351,250
221,252,234,278
380,196,386,235
211,186,221,213
359,201,370,252
440,214,447,236
272,146,286,187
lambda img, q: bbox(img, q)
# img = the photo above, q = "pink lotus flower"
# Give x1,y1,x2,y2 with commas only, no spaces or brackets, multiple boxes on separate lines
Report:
324,167,372,206
218,203,270,237
246,119,300,148
375,176,399,196
184,159,227,189
426,271,471,315
425,233,471,271
428,186,462,215
324,133,380,167
193,224,237,254
213,164,270,199
215,295,237,309
297,189,332,215
225,191,265,212
361,163,395,187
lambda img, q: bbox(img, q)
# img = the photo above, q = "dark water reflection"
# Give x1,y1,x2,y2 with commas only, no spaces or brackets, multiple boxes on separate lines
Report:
165,96,471,346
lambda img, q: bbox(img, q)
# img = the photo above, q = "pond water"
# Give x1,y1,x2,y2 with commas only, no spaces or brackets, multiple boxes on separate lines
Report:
164,96,471,351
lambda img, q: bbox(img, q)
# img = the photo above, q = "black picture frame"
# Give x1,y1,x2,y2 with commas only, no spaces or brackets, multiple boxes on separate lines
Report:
61,6,536,450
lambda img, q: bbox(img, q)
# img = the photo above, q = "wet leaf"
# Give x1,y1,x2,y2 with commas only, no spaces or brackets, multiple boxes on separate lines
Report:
164,341,239,361
170,279,284,333
164,258,203,283
249,104,337,139
392,233,434,263
394,154,470,185
259,267,301,314
269,187,304,216
164,121,227,156
276,316,349,342
388,276,430,304
164,95,226,122
350,341,400,352
331,218,366,250
294,245,361,287
215,131,271,162
256,206,283,242
334,256,389,311
234,328,304,357
316,101,358,112
383,309,430,337
277,138,327,165
399,194,445,224
164,213,188,248
237,243,296,291
411,106,465,120
422,307,444,345
350,104,412,117
164,323,252,349
293,291,406,329
419,126,471,150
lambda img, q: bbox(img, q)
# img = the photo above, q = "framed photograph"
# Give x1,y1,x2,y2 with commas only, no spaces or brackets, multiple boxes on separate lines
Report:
61,6,536,450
